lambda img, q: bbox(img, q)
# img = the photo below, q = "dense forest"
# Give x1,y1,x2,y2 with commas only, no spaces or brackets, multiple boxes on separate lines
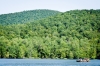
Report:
0,9,60,25
0,9,100,59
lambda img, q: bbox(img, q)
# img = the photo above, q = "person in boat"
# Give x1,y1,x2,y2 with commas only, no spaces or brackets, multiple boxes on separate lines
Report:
83,58,89,62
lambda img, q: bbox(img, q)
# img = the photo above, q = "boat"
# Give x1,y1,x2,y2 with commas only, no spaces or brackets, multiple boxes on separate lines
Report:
76,58,90,62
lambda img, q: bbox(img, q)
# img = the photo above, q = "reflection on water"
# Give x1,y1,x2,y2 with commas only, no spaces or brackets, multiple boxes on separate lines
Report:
0,59,100,66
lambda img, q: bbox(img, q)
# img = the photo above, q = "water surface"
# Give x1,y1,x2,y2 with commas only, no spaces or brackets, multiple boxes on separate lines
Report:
0,59,100,66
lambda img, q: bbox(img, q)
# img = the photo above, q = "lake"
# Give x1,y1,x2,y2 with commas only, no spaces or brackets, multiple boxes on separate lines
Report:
0,59,100,66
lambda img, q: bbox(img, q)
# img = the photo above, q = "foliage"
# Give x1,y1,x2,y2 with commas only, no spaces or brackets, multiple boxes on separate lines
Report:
0,9,60,25
0,9,100,59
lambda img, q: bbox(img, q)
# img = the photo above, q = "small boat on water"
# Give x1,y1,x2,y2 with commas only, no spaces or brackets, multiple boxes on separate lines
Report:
76,58,90,62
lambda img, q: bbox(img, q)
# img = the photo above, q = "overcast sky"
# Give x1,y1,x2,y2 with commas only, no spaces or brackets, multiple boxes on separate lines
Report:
0,0,100,14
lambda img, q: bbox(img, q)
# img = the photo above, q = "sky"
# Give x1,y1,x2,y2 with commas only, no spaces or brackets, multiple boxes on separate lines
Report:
0,0,100,14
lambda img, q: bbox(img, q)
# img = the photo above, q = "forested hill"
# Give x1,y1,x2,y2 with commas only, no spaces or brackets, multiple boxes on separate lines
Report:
0,9,60,25
0,9,100,59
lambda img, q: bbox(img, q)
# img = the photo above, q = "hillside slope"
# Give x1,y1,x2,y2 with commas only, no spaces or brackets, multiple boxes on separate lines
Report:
0,9,60,25
0,9,100,59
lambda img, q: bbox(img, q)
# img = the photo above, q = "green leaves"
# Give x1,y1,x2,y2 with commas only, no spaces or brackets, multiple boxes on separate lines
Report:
0,9,100,59
0,9,60,25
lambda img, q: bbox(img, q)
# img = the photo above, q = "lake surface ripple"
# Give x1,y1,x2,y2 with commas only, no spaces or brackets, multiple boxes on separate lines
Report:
0,59,100,66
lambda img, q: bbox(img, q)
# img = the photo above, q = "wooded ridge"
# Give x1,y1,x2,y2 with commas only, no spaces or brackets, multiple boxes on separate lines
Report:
0,9,100,59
